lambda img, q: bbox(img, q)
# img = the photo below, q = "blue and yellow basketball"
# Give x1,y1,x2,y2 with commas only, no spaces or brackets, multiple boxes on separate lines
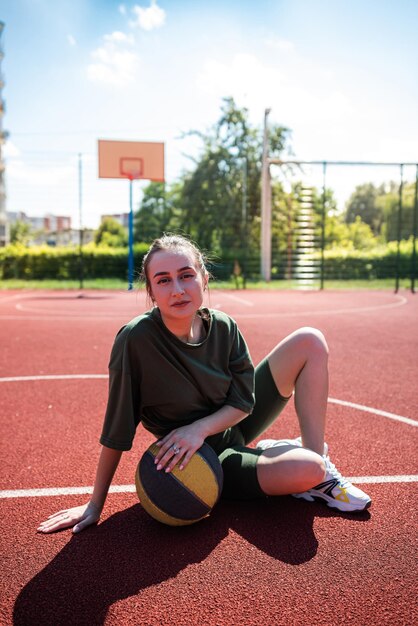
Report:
135,442,224,526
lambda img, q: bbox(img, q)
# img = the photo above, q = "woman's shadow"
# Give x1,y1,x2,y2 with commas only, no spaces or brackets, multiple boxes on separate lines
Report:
13,498,370,626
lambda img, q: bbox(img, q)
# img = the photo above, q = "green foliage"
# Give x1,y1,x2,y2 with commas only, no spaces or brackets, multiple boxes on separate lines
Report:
2,99,416,285
345,181,416,241
321,239,414,279
135,97,292,254
0,239,414,282
345,182,385,235
10,220,33,246
0,242,149,281
95,218,128,247
134,182,182,243
325,215,376,250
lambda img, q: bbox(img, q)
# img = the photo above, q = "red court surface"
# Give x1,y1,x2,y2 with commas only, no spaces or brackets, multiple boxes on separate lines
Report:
0,288,417,626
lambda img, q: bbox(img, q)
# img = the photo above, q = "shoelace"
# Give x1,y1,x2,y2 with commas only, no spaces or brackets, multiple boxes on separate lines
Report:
324,456,351,488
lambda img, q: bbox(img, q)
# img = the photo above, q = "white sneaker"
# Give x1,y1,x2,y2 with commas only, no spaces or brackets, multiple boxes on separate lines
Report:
292,456,372,512
256,436,329,457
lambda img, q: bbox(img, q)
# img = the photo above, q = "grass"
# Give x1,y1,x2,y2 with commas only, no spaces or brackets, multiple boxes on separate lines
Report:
0,277,412,291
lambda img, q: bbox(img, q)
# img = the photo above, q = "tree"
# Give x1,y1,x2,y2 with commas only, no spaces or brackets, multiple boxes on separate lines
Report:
376,181,416,242
344,179,417,242
177,97,292,256
10,220,33,246
132,97,292,276
134,182,181,243
94,218,128,247
345,183,385,235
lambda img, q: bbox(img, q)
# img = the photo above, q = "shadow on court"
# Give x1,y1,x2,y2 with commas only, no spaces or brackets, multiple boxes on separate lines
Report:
13,498,370,626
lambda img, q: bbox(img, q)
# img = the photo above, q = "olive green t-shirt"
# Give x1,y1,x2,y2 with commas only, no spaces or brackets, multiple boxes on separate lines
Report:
100,307,255,451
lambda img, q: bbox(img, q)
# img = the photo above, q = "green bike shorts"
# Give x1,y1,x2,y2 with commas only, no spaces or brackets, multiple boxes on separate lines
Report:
206,357,290,500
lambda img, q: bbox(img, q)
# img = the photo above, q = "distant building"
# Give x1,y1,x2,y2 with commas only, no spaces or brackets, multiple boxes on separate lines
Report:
44,214,72,232
101,213,129,228
33,228,95,247
7,211,45,232
7,211,94,247
7,211,72,233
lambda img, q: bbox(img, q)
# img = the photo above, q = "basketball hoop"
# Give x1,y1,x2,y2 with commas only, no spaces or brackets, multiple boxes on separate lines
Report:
98,139,165,290
98,140,164,181
120,157,143,181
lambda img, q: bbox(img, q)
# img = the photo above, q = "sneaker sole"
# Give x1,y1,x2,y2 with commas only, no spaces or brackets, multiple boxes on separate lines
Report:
292,491,372,513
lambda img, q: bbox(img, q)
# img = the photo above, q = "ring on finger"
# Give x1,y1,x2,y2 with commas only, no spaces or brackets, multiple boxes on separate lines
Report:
172,444,180,455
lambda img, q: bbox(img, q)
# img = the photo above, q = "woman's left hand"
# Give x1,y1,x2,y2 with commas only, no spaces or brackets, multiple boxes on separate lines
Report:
154,423,206,472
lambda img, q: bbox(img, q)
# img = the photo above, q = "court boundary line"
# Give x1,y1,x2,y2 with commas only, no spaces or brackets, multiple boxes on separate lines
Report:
328,398,418,427
0,374,109,382
234,295,408,318
1,375,416,500
1,475,417,499
0,292,408,322
1,374,416,428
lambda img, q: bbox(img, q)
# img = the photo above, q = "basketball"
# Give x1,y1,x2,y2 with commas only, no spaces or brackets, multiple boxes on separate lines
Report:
135,441,224,526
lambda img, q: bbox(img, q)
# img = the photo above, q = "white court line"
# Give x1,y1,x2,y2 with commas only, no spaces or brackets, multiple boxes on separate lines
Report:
1,376,416,499
0,485,136,499
0,374,108,383
0,293,407,322
220,293,254,306
328,398,418,427
0,292,36,304
0,315,123,321
15,302,136,317
234,295,408,318
1,476,417,499
0,375,416,428
346,475,418,484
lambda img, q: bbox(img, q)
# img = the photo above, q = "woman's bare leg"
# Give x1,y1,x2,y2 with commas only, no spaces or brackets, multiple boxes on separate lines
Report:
255,327,329,495
256,445,325,495
267,326,329,454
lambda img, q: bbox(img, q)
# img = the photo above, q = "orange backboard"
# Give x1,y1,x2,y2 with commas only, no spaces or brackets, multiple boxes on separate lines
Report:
98,140,165,181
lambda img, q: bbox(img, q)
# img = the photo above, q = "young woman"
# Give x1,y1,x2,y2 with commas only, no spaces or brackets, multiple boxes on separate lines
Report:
38,234,371,534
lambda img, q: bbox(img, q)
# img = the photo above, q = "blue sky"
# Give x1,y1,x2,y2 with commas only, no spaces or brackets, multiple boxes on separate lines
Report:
1,0,418,228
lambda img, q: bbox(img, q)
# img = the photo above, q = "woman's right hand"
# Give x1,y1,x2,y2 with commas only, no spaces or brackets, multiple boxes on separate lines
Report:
37,501,102,534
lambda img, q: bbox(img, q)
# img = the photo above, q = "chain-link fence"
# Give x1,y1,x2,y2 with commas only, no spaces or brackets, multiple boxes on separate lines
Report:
2,151,417,291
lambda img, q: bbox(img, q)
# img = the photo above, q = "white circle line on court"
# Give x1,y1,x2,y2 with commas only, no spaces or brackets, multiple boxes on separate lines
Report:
14,302,144,317
233,295,408,318
1,374,415,427
1,475,417,500
0,293,407,321
0,292,36,304
220,292,254,306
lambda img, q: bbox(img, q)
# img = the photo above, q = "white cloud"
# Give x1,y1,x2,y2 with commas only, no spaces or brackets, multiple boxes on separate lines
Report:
130,1,166,31
119,4,127,15
196,52,353,126
87,32,139,86
104,31,135,44
67,34,76,46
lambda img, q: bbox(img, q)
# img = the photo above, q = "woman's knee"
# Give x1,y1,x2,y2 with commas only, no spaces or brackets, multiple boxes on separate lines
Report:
256,448,326,496
285,450,326,489
266,327,329,398
294,327,329,360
